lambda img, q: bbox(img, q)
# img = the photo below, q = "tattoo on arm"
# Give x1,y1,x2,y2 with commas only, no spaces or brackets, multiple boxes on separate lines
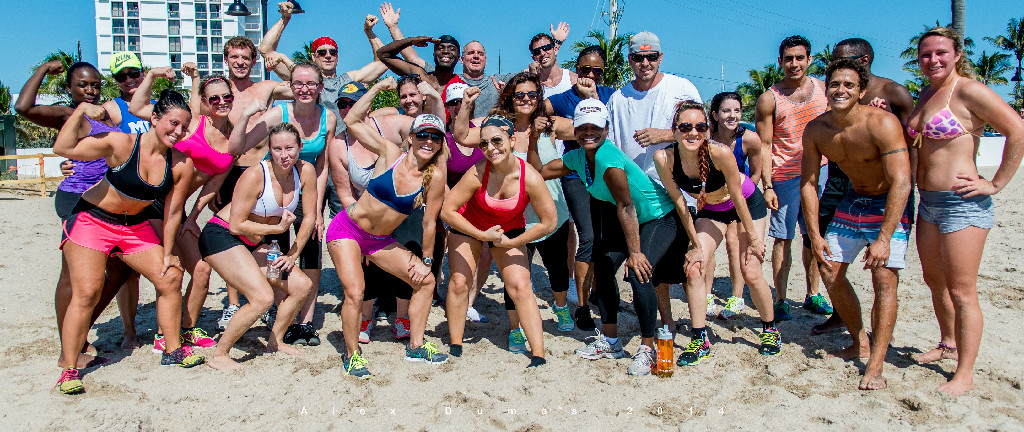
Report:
881,148,908,157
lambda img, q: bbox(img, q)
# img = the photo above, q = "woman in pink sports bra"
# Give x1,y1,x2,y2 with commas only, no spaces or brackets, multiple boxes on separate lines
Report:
908,27,1024,396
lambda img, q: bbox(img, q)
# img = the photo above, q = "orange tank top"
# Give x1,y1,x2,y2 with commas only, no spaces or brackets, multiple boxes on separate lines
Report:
769,78,827,181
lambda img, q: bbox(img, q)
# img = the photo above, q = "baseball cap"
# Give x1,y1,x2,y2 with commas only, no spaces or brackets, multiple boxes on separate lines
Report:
445,83,469,103
629,31,661,54
336,82,367,103
410,114,446,134
573,99,609,128
437,35,461,51
110,51,142,74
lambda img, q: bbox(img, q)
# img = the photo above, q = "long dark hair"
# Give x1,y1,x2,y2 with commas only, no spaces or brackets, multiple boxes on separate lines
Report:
673,100,711,210
153,89,190,118
708,92,743,137
491,72,545,132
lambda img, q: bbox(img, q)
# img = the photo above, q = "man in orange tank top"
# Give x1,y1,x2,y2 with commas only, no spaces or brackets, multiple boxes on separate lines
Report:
754,35,831,322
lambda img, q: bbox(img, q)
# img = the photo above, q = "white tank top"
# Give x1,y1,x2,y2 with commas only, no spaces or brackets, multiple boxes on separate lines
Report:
251,160,300,217
543,68,573,99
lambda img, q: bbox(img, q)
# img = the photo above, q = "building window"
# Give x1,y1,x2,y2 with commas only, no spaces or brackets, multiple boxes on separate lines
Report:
128,19,139,35
211,21,222,36
167,3,179,18
197,54,209,70
111,2,123,17
113,36,126,51
196,37,208,52
128,36,140,52
195,3,206,20
168,20,180,36
212,54,223,72
209,4,220,19
169,37,181,52
169,53,182,70
196,20,207,36
112,19,125,34
211,37,222,53
126,2,139,17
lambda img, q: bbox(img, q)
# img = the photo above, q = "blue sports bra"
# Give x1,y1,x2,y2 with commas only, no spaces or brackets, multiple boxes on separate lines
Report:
731,128,750,176
366,153,421,215
265,103,328,164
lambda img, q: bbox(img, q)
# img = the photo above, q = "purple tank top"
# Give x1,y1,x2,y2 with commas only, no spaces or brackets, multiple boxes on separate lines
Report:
445,131,484,174
57,119,119,194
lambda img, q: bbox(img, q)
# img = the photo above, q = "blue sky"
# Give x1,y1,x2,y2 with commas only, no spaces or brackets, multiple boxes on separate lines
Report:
2,0,1019,102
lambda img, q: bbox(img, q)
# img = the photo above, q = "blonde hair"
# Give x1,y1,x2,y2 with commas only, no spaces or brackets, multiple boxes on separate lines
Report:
918,27,973,78
403,135,449,208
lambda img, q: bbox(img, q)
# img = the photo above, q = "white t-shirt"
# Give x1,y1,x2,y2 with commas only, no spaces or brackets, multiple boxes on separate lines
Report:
607,74,702,186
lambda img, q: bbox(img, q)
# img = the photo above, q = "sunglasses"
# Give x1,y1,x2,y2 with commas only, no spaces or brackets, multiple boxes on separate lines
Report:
316,48,338,57
113,68,142,83
630,52,660,63
205,93,234,105
530,43,555,57
336,99,356,109
445,99,462,107
414,131,444,142
513,91,540,100
674,122,709,133
577,66,604,76
481,136,506,149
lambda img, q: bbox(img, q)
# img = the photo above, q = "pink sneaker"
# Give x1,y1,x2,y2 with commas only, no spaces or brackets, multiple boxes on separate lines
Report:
393,318,411,340
181,328,216,348
152,334,165,354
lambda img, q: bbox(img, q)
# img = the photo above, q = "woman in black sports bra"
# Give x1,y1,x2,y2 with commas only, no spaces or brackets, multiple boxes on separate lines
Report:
51,90,204,395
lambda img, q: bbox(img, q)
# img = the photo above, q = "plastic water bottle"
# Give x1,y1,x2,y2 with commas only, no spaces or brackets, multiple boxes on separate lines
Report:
266,240,281,279
656,325,674,377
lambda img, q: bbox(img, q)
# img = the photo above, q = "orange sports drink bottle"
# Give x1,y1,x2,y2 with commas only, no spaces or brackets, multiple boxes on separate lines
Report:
656,325,674,377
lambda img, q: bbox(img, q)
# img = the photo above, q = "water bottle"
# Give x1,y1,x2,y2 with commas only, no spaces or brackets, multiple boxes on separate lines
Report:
266,240,281,279
656,325,674,377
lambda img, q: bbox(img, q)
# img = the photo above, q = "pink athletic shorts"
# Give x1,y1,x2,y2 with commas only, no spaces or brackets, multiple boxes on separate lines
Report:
326,206,397,256
61,209,160,256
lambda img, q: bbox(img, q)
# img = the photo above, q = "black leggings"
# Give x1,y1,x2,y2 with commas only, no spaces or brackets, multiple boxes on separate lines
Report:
504,222,572,311
561,176,597,262
591,201,683,339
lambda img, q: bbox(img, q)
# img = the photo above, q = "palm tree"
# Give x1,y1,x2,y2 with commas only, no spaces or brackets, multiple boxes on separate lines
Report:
973,51,1012,86
292,42,314,64
807,44,832,78
735,64,783,121
986,17,1024,108
0,81,11,115
560,30,633,89
951,0,966,45
33,44,85,105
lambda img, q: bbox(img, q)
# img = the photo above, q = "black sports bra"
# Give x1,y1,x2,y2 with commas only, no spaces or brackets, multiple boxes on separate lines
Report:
672,143,727,195
105,134,172,202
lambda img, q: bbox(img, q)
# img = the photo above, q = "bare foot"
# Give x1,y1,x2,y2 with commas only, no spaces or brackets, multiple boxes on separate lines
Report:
811,314,845,335
82,342,98,356
829,344,870,361
207,353,244,370
267,343,304,356
937,377,973,396
121,335,139,351
58,352,108,369
912,346,958,364
859,374,887,390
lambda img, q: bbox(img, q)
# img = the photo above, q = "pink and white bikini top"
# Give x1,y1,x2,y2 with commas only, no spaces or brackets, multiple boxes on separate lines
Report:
906,77,981,147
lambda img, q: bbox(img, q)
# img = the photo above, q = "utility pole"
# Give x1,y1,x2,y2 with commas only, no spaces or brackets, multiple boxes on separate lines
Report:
603,0,623,42
721,64,725,92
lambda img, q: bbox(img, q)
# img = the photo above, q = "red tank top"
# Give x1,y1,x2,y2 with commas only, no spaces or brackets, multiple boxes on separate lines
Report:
458,157,529,231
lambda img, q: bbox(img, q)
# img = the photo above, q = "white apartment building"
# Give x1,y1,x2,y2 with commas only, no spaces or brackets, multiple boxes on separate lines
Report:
94,0,267,87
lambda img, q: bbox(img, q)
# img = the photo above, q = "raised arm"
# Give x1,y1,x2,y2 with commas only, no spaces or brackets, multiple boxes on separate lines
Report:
418,80,445,119
376,36,439,88
380,2,425,67
228,98,272,155
257,1,292,57
181,62,202,115
15,60,74,129
344,77,398,157
754,90,777,208
130,67,177,119
53,104,121,161
452,87,483,147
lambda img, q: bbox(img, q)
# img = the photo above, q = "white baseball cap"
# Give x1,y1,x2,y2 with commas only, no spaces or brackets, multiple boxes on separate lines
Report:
445,82,469,104
410,114,446,134
573,98,610,128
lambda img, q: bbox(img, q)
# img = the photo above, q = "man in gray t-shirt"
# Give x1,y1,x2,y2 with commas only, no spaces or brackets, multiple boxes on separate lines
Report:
455,40,513,118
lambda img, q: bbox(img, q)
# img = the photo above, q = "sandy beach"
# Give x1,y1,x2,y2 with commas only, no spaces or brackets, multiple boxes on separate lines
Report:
1,166,1023,431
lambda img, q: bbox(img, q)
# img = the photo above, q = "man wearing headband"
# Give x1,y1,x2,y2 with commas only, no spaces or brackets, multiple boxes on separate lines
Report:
376,34,463,92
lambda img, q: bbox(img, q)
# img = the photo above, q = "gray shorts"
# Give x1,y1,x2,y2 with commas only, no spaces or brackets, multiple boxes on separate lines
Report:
917,189,994,234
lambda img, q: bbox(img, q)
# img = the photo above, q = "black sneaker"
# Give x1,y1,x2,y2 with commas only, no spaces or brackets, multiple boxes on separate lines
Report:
301,323,321,346
283,324,305,345
575,307,596,331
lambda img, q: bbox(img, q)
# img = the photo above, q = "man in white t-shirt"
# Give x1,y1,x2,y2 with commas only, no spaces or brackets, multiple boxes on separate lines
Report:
607,31,702,185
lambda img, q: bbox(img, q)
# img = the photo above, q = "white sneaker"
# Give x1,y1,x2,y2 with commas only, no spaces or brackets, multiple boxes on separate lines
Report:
217,305,239,331
575,331,627,360
706,294,716,318
467,306,489,323
718,296,746,319
626,345,654,376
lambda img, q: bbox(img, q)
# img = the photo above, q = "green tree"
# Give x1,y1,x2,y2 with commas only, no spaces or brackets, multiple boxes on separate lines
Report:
292,42,314,64
33,44,84,105
0,80,11,115
973,51,1012,86
986,17,1024,108
560,30,633,89
807,44,832,78
735,64,783,121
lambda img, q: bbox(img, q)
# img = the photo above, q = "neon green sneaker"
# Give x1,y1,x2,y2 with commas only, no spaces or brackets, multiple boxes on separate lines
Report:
56,369,84,395
553,304,574,332
343,352,371,379
405,341,449,364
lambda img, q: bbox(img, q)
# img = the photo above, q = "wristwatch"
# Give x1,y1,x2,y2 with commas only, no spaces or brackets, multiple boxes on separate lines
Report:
422,257,434,266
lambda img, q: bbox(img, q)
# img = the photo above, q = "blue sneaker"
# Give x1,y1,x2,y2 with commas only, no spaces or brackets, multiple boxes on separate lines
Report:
803,294,834,315
508,328,528,354
774,301,793,322
405,341,449,364
553,304,574,332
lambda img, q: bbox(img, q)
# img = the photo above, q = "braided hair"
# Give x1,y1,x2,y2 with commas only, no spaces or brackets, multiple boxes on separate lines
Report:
673,100,711,210
405,130,449,209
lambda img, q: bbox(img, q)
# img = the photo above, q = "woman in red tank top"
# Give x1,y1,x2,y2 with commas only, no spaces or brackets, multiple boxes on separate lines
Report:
441,115,557,367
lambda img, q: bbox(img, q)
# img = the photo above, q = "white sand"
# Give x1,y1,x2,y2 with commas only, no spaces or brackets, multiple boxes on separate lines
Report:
1,167,1023,430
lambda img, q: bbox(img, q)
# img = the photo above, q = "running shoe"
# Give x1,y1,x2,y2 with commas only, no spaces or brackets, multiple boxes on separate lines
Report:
358,319,375,344
180,328,216,348
217,305,239,332
393,318,411,340
152,334,166,354
759,329,782,356
553,304,575,332
676,337,711,366
718,296,746,320
803,294,834,315
260,305,277,327
774,301,793,322
575,331,627,360
626,345,654,376
342,352,372,380
55,368,84,395
405,341,449,364
283,324,306,345
574,307,596,331
706,294,716,318
160,346,205,367
466,306,489,323
300,323,321,346
508,328,528,354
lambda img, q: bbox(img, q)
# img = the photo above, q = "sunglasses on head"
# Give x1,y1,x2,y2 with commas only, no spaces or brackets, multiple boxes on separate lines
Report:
414,131,444,142
630,52,660,63
445,99,462,107
674,122,709,133
336,99,356,109
205,93,234,105
513,91,539,100
577,66,604,76
113,68,142,83
316,48,338,57
531,43,555,57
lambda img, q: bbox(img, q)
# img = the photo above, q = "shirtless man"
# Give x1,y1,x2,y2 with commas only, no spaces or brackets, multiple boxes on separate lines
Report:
801,58,912,391
810,38,915,334
376,35,462,92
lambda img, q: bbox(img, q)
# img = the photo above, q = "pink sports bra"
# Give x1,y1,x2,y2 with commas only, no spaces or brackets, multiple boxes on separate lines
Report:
175,115,234,176
906,77,980,147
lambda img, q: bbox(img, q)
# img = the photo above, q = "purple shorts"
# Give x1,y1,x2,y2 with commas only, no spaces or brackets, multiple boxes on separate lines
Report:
326,207,397,256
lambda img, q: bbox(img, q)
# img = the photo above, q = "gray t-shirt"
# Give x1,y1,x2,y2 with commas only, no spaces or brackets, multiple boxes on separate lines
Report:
320,72,354,131
463,73,513,118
